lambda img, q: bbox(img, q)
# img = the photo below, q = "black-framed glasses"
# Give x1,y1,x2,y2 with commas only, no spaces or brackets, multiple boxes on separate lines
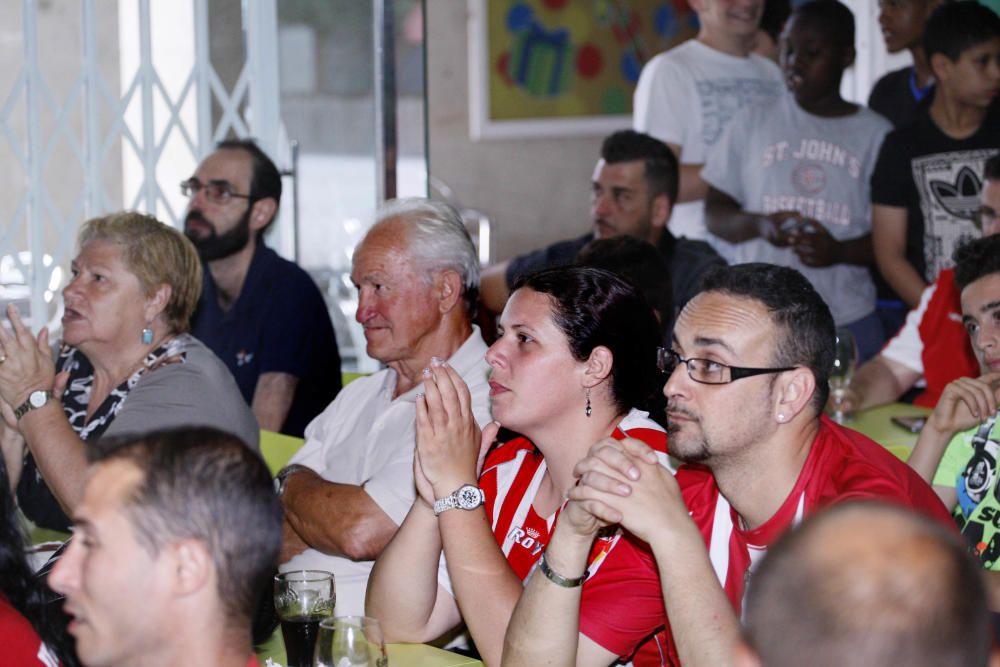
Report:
657,347,797,385
180,178,253,205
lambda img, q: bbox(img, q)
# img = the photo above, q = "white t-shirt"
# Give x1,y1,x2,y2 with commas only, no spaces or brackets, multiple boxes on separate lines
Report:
702,94,891,325
633,39,783,247
280,327,492,615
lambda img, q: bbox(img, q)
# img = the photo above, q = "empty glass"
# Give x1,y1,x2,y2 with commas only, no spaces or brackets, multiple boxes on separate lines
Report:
829,328,858,423
314,615,388,667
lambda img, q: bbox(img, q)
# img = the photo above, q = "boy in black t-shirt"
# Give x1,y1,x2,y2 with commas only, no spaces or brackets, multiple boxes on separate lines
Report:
871,2,1000,311
869,0,943,129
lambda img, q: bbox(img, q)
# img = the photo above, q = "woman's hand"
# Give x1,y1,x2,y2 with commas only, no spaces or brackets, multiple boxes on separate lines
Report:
415,361,482,498
0,304,56,408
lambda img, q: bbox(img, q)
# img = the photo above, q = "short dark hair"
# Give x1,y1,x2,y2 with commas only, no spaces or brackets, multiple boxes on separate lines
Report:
744,502,992,667
216,138,282,234
601,130,679,206
699,263,835,411
512,266,663,418
954,234,1000,291
89,428,282,628
576,236,672,337
924,1,1000,63
792,0,856,50
985,153,1000,181
760,0,792,42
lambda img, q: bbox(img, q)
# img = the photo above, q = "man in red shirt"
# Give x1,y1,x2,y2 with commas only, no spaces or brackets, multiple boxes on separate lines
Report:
49,428,280,667
503,263,952,667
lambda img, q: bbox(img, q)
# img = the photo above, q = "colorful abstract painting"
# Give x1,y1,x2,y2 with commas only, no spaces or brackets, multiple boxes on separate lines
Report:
470,0,698,138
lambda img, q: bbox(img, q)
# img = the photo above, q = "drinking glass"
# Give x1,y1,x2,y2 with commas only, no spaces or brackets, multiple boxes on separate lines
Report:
273,570,335,667
829,327,858,423
314,615,388,667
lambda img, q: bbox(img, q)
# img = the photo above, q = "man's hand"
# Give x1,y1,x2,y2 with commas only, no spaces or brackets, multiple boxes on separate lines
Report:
279,518,309,563
757,211,799,247
789,220,841,267
925,373,1000,437
415,362,481,498
569,438,690,545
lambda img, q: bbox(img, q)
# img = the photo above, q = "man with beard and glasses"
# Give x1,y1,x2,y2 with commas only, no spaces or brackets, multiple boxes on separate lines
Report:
183,139,341,437
501,263,952,667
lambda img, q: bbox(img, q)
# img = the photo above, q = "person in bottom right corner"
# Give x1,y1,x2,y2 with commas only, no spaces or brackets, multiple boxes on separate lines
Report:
907,234,1000,615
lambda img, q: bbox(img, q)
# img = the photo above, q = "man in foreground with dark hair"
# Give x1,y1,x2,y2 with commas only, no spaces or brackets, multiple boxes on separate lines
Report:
479,129,723,323
738,502,997,667
502,263,951,667
49,427,282,667
184,139,341,436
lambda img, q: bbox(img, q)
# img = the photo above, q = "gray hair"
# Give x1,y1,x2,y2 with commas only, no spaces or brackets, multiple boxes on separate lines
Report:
374,197,480,312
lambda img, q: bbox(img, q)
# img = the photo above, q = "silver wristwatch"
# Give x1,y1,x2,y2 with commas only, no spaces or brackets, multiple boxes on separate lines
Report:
14,389,52,421
433,483,485,516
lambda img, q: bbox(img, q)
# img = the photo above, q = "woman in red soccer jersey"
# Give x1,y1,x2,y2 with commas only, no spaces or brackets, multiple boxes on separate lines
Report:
367,266,671,665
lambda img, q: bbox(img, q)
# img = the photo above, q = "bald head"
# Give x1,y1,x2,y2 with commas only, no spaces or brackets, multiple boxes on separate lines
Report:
742,503,993,667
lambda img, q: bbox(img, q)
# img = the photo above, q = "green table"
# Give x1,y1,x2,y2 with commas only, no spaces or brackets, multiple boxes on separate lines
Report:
840,402,932,461
257,629,483,666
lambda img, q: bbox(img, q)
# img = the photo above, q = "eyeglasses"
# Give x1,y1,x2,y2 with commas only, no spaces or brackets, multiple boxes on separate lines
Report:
657,347,797,385
180,178,252,205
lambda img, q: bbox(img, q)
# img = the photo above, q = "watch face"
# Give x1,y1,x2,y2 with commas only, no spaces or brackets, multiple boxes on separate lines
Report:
29,391,48,408
456,485,483,510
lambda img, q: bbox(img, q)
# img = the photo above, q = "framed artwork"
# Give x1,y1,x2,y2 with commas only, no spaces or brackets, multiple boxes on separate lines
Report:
468,0,698,139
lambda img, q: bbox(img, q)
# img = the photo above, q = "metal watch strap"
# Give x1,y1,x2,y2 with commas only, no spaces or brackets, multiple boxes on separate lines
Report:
537,552,587,588
433,483,484,516
274,463,310,497
14,390,52,421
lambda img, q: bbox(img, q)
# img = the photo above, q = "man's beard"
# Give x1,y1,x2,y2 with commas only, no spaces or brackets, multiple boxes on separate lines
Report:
184,209,252,261
666,408,711,464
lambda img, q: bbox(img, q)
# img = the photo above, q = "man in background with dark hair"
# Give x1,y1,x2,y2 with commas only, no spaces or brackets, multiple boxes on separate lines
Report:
479,130,723,322
738,502,997,667
183,139,341,437
49,427,282,667
503,263,951,667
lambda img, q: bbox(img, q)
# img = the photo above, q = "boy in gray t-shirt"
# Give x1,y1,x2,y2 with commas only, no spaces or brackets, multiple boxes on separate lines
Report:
702,0,891,361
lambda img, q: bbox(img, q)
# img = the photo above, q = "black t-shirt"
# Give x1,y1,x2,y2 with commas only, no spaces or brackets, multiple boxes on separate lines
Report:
504,230,726,329
871,104,1000,282
192,243,342,437
868,66,934,130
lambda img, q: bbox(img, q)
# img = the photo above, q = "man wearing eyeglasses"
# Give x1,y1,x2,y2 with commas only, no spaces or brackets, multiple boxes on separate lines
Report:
183,139,341,437
502,263,952,667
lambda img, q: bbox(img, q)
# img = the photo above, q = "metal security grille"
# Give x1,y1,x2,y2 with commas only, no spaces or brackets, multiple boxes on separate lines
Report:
0,0,281,330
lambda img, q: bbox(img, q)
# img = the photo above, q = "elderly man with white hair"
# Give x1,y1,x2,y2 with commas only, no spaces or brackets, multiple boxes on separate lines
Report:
277,198,492,615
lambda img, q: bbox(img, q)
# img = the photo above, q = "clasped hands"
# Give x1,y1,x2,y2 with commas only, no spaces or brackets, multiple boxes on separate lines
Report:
759,211,840,267
413,360,498,508
560,438,692,548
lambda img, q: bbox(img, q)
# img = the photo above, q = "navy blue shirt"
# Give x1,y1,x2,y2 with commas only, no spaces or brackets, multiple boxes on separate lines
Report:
192,243,342,437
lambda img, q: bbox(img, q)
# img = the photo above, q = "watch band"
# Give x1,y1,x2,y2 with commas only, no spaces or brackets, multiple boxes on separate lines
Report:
274,464,310,497
14,390,52,421
433,483,485,516
537,552,587,588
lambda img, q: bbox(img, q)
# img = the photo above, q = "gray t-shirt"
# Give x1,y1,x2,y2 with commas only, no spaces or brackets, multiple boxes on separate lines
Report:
703,93,892,325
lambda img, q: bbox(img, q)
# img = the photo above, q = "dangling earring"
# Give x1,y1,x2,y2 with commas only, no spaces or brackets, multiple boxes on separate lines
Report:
142,326,154,345
585,388,592,418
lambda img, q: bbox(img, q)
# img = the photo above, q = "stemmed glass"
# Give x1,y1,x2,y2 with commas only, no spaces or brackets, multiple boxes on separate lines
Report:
829,327,858,423
273,570,335,667
314,615,388,667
